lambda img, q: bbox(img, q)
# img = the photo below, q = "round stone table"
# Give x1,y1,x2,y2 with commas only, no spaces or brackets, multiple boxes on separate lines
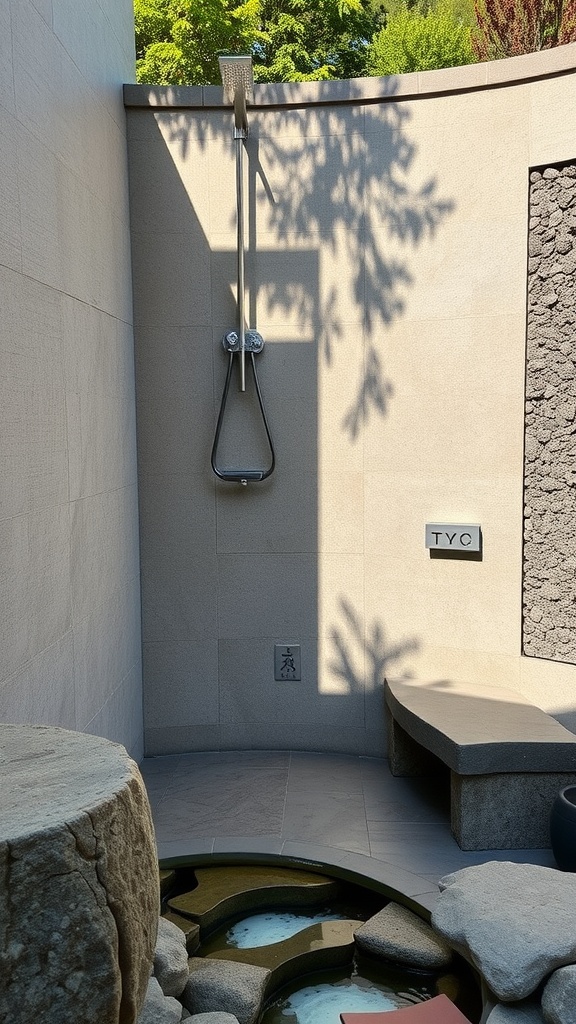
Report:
0,724,159,1024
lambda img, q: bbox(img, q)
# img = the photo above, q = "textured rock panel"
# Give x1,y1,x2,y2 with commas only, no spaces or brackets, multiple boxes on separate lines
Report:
524,164,576,663
432,862,576,1001
0,724,159,1024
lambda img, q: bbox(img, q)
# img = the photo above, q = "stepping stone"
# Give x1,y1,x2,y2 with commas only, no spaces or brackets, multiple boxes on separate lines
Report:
354,903,453,969
168,865,340,932
183,958,270,1024
340,993,472,1023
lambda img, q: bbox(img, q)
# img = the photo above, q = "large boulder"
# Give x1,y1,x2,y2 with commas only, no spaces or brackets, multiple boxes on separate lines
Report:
541,965,576,1024
432,862,576,1001
0,724,159,1024
182,959,270,1024
155,916,190,997
354,902,453,969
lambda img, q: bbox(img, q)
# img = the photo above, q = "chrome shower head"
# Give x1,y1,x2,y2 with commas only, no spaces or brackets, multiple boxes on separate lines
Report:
218,54,254,106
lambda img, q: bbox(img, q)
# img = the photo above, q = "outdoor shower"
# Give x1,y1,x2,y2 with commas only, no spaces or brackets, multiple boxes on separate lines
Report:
211,55,275,485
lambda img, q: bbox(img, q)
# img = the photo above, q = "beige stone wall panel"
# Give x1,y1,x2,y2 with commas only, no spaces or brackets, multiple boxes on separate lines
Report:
127,48,576,755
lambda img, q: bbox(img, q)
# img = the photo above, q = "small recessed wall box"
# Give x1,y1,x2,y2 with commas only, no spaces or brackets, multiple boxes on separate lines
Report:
425,523,481,552
274,644,301,681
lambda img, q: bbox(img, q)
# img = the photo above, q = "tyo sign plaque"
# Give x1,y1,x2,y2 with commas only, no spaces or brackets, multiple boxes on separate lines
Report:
425,523,481,553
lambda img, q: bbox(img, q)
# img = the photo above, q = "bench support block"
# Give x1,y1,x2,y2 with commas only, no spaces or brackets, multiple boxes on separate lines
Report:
451,771,576,850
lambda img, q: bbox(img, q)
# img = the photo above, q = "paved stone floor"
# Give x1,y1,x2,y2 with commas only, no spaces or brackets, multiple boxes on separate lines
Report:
140,750,556,912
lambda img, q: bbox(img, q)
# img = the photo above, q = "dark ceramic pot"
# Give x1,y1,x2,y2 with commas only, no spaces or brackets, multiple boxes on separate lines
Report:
550,785,576,871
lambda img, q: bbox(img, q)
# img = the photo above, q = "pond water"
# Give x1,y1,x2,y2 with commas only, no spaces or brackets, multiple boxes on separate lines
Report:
205,909,346,949
259,962,436,1024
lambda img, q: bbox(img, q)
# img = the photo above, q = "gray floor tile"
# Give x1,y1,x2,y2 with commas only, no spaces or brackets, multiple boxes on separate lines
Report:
142,749,558,904
363,776,449,823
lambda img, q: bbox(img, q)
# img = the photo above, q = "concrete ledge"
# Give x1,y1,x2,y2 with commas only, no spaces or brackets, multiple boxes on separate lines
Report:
124,43,576,110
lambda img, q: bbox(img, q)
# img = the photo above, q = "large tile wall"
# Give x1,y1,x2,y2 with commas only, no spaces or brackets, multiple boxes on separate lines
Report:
0,0,143,759
127,48,576,756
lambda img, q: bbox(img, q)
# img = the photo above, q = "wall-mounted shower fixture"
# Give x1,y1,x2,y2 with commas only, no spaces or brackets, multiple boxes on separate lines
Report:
218,54,253,393
211,55,275,486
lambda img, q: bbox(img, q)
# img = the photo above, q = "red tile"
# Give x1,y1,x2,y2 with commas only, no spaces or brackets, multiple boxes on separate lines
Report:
340,994,472,1024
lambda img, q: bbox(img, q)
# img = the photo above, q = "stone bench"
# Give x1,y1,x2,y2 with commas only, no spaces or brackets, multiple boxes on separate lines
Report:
385,678,576,850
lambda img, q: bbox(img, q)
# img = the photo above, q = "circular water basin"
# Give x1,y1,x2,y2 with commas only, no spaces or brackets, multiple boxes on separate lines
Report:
160,859,481,1024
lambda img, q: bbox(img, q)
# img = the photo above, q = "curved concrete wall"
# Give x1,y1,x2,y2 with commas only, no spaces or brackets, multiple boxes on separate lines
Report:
0,1,143,759
126,45,576,755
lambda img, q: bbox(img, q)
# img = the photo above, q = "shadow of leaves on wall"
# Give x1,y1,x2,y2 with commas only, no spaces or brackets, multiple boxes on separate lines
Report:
159,76,454,441
328,597,419,696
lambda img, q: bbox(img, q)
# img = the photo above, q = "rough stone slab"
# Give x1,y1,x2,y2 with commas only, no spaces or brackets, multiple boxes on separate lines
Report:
432,862,576,1000
485,1001,545,1024
137,977,183,1024
354,902,453,969
541,964,576,1024
155,916,190,997
0,724,159,1024
182,959,270,1024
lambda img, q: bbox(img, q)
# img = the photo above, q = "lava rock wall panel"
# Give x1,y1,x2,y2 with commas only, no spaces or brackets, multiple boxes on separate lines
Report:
523,164,576,662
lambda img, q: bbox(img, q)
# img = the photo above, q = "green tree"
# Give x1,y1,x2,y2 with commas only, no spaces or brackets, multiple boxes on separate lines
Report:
134,0,386,84
366,0,476,75
135,0,261,85
253,0,385,82
473,0,576,60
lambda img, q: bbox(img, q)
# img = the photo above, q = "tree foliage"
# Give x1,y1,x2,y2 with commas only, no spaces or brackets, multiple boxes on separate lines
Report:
366,0,475,75
473,0,576,59
134,0,387,84
253,0,385,81
134,0,261,85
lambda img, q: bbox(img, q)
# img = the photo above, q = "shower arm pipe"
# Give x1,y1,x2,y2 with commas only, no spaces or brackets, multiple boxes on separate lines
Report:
235,125,247,392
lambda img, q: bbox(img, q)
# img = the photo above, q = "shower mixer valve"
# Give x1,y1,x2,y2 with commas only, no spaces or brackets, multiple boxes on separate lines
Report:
222,329,264,353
